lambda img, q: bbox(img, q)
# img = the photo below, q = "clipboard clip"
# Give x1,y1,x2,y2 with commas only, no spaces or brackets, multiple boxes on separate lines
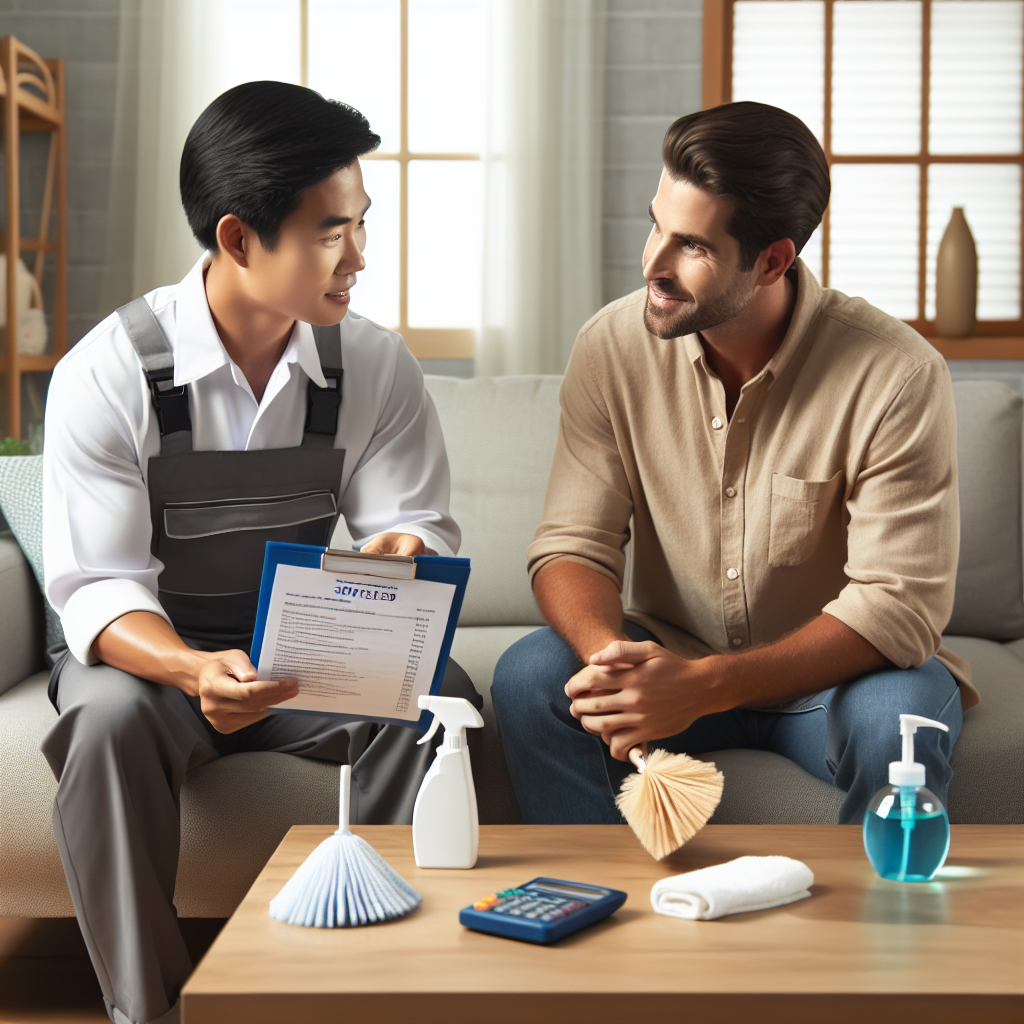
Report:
321,548,418,581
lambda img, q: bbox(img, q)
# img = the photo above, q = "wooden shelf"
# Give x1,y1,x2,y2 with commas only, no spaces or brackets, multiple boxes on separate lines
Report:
0,354,59,373
0,37,61,129
927,336,1024,360
0,237,58,253
1,36,66,438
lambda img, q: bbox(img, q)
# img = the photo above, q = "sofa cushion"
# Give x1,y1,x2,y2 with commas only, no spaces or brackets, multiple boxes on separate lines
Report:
425,376,562,626
176,752,340,917
705,749,846,825
0,673,72,916
947,381,1024,640
0,455,65,655
451,624,539,824
943,635,1024,824
0,534,44,696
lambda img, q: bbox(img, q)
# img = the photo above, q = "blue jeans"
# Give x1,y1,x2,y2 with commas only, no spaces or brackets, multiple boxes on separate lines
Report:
491,625,963,825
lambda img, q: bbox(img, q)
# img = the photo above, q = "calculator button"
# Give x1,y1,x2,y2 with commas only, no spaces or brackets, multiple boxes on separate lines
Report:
507,908,523,916
563,901,587,913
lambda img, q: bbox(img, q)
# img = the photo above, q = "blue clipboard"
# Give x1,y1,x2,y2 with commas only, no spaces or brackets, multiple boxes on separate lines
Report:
250,542,470,732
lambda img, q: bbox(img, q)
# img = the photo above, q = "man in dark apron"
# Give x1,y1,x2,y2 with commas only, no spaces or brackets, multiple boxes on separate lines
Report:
41,83,478,1024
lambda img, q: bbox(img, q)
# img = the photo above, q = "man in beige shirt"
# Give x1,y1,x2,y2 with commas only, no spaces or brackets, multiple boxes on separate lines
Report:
491,102,968,826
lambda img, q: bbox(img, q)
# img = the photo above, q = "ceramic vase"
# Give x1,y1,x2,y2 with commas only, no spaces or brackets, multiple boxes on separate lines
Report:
935,207,977,339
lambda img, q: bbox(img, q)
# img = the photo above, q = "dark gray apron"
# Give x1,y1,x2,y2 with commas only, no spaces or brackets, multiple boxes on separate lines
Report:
115,297,344,653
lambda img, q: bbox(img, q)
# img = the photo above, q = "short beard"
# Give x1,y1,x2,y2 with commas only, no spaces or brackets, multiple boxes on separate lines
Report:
643,275,756,340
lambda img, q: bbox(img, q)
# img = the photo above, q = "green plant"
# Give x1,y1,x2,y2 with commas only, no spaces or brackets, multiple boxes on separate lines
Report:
0,437,32,457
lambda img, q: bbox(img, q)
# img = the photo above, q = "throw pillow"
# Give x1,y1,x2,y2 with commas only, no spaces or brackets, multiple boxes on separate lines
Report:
0,455,66,658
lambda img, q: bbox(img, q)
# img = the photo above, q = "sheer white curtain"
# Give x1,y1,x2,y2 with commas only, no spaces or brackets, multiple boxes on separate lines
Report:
101,0,300,311
477,0,606,376
100,0,605,372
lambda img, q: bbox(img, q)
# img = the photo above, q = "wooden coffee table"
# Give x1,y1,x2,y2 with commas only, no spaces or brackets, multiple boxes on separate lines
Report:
182,824,1023,1024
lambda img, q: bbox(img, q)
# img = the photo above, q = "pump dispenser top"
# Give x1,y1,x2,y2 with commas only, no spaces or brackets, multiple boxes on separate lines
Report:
412,695,484,869
889,714,949,787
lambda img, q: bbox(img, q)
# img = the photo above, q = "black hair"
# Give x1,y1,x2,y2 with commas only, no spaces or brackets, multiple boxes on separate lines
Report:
180,81,380,252
662,101,830,271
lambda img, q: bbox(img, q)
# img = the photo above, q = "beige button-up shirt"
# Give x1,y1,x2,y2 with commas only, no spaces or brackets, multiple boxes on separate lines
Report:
528,261,976,708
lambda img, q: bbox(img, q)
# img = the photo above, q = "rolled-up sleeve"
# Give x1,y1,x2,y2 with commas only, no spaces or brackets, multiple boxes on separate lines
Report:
43,343,172,666
823,359,959,667
527,334,633,588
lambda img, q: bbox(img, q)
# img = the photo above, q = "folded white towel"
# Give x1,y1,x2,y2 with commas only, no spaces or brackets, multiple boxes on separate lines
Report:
650,855,814,921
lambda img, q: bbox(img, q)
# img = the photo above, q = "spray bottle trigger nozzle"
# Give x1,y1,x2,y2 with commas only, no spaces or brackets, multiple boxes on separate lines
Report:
416,714,441,746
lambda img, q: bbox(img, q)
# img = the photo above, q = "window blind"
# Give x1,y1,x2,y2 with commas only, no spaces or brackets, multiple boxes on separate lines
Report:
731,0,1023,324
733,2,825,142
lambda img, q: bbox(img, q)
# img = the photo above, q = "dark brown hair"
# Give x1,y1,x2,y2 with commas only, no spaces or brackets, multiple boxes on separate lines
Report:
662,101,830,271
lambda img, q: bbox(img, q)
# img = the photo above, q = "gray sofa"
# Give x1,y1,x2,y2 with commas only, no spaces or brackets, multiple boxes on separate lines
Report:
1,371,1021,921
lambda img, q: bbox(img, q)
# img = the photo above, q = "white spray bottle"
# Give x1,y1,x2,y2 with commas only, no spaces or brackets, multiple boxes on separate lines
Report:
412,695,485,868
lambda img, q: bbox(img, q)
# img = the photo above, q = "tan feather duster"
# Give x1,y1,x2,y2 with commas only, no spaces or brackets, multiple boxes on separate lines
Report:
615,747,724,860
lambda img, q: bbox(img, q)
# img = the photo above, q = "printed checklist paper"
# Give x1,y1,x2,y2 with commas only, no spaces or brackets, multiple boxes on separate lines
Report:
256,562,456,721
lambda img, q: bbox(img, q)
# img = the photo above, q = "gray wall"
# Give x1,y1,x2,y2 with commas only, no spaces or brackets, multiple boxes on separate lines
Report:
1,0,121,352
602,0,703,307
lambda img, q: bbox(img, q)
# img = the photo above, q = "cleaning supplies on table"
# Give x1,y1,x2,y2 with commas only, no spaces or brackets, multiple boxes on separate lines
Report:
617,747,724,860
650,855,814,921
412,694,484,868
863,714,950,882
269,765,421,927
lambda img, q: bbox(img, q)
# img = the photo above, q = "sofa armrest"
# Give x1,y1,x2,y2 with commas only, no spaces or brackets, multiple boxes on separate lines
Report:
0,533,44,696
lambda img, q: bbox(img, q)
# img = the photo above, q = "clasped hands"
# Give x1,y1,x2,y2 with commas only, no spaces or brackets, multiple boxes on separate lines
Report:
566,640,725,761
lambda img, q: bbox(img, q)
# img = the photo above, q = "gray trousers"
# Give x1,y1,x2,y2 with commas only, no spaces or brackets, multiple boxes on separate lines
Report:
41,651,479,1024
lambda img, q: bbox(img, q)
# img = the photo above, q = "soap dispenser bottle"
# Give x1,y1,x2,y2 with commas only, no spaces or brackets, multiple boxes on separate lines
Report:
412,695,484,868
863,714,951,882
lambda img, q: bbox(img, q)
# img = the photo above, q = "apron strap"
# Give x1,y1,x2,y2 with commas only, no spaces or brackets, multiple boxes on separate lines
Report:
304,323,344,448
116,297,193,456
118,298,343,453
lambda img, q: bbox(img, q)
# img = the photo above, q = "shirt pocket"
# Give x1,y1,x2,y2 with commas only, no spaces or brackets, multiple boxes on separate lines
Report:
768,470,844,568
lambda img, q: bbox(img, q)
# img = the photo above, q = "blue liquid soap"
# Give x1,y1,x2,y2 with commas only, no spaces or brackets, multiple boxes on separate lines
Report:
863,714,951,882
863,784,950,882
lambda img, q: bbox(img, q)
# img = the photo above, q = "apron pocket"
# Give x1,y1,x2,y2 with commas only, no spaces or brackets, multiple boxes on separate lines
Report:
768,471,844,567
164,490,337,540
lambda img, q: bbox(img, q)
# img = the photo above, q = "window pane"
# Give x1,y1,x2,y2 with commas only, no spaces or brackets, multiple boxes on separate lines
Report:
408,161,484,327
829,164,920,319
353,161,400,328
733,1,825,143
926,164,1021,320
832,1,921,155
214,0,300,91
800,222,824,283
409,0,487,153
930,1,1023,154
308,0,401,151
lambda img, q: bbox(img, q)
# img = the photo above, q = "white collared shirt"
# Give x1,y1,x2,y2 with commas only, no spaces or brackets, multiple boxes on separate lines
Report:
44,255,459,665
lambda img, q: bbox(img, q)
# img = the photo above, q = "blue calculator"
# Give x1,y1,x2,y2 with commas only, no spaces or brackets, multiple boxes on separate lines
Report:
459,877,627,944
